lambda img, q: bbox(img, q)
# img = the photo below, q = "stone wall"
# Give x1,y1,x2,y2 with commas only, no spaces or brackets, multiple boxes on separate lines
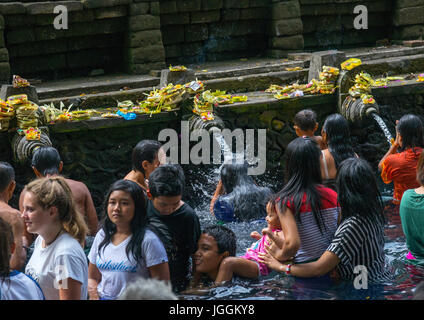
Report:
160,0,271,65
300,0,393,49
0,0,166,81
391,0,424,41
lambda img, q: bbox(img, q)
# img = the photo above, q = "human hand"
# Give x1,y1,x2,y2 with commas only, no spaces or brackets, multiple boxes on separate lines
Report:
262,228,284,260
258,250,285,273
250,231,261,240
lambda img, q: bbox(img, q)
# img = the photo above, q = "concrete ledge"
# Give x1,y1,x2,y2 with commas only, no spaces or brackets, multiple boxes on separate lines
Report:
0,2,25,15
48,109,180,133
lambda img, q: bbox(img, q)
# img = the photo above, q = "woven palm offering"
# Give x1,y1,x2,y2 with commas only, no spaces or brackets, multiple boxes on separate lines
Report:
15,102,39,130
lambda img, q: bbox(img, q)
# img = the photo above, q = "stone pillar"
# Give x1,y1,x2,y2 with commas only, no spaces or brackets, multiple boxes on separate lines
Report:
0,14,10,84
268,0,304,58
126,0,166,75
391,0,424,42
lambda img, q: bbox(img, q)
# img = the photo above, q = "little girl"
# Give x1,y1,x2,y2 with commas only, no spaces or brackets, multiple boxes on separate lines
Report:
215,201,284,283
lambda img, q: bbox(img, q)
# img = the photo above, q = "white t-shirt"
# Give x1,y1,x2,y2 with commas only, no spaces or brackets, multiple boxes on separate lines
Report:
25,233,88,300
88,228,168,300
0,271,45,300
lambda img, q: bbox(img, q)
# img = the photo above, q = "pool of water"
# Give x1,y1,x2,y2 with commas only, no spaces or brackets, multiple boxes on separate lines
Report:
179,164,424,300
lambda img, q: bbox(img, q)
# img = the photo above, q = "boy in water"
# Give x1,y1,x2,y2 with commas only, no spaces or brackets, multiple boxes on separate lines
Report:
293,109,325,149
146,164,201,292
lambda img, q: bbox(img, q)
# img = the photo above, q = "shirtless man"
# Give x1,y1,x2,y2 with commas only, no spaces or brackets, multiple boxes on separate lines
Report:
19,147,99,244
124,140,165,191
0,162,26,270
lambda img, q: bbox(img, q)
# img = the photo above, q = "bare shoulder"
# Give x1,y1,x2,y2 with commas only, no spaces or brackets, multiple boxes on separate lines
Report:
0,204,23,226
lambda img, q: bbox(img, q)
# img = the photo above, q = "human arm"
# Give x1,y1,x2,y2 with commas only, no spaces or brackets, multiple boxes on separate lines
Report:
250,231,262,241
84,190,99,236
210,179,224,214
59,278,83,300
378,121,400,171
8,211,26,270
88,262,101,300
258,250,340,278
264,205,300,262
148,262,170,281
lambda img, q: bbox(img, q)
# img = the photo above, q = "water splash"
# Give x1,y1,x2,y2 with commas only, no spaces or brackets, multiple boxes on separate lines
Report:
371,113,393,145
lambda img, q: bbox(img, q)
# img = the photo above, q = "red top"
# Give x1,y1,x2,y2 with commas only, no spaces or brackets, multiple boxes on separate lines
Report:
381,147,423,203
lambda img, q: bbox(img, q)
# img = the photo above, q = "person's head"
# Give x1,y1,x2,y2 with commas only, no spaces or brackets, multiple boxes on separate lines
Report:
265,200,281,230
132,140,164,179
194,225,236,280
220,161,254,194
336,158,385,224
22,176,88,246
0,217,14,282
293,109,318,137
276,137,326,232
396,114,424,151
100,179,147,261
416,151,424,187
31,147,63,177
118,277,178,300
322,113,356,169
147,164,185,215
0,161,16,201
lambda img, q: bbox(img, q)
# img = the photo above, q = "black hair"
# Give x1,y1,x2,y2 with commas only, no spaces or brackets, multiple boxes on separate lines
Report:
148,164,185,198
99,179,148,263
294,109,317,132
0,162,15,193
202,225,236,257
396,114,424,153
31,146,61,176
274,137,326,233
219,161,271,221
0,217,13,283
336,158,385,225
132,140,162,174
322,113,356,169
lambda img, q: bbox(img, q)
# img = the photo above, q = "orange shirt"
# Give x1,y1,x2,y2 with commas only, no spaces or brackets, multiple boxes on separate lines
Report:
381,147,423,203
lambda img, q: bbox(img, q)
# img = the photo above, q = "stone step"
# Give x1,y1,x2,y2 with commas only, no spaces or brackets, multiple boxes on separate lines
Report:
345,45,424,62
36,74,160,100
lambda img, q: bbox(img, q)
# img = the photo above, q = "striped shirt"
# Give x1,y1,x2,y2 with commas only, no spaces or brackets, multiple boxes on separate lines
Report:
286,186,340,263
327,215,391,282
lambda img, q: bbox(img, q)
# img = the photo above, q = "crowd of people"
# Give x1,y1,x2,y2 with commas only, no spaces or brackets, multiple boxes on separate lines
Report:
0,109,424,300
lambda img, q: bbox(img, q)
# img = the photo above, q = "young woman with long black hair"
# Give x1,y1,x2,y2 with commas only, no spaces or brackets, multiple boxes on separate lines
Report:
260,158,390,283
379,114,424,204
262,137,340,265
88,180,169,300
320,113,357,191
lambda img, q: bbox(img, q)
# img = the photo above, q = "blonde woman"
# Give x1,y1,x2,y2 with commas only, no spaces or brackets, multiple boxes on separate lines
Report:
22,177,88,300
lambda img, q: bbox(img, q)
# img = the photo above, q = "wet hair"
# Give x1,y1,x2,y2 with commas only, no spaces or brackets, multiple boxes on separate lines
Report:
0,162,15,193
24,176,88,246
118,278,177,300
396,114,424,153
274,137,326,233
322,113,356,169
99,179,148,263
31,147,61,176
417,151,424,186
294,109,317,132
219,161,271,221
132,140,162,174
336,158,385,225
202,225,236,257
148,164,185,198
0,217,13,283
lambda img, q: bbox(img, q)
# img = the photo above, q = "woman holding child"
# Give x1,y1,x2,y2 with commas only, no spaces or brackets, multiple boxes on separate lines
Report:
260,158,391,283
